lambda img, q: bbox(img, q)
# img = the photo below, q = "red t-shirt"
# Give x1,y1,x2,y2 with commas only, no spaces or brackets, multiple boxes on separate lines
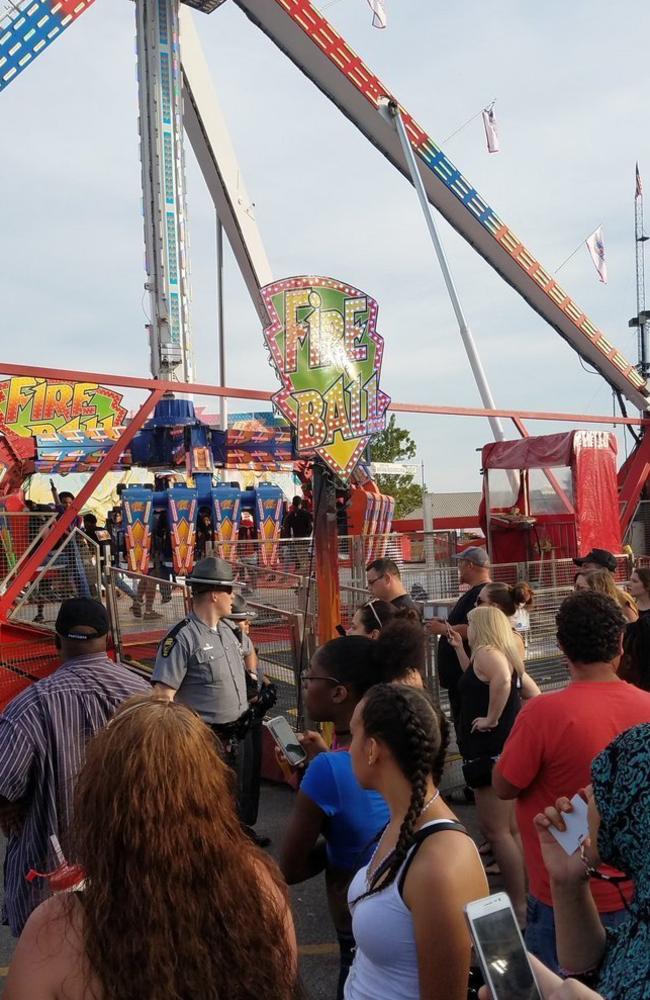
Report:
496,679,650,908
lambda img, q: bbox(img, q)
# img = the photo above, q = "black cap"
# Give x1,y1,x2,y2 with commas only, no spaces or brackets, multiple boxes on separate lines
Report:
226,594,257,621
55,598,109,640
573,548,617,573
186,556,238,588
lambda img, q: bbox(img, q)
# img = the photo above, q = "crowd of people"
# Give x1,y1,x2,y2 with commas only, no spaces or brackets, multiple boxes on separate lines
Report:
3,542,650,998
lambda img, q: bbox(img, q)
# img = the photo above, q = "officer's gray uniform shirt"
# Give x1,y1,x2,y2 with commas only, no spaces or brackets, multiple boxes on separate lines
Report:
152,612,247,724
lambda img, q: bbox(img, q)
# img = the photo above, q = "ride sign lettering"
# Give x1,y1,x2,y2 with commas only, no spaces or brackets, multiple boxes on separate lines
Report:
262,276,390,481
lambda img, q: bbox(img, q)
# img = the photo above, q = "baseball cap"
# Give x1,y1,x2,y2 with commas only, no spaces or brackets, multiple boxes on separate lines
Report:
55,598,109,640
452,546,490,567
573,548,617,573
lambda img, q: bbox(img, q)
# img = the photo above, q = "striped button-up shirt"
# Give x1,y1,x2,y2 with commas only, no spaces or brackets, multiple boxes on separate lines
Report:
0,653,149,935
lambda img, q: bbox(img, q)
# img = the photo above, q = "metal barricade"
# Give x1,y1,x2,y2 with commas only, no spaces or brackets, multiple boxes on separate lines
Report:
0,511,56,592
107,567,190,671
9,527,102,631
0,631,59,711
247,600,308,727
106,571,308,726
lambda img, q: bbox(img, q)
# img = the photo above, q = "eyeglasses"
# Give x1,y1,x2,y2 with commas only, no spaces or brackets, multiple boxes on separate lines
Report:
367,575,382,587
300,670,341,686
365,600,383,629
215,585,233,595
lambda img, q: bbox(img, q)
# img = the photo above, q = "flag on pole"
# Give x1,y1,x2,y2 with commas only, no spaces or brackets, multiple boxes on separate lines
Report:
367,0,387,28
586,227,608,283
636,162,643,199
481,106,500,154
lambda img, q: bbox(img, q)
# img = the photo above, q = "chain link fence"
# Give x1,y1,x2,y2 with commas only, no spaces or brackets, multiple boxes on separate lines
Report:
0,511,56,591
0,630,59,711
105,570,308,726
8,527,102,632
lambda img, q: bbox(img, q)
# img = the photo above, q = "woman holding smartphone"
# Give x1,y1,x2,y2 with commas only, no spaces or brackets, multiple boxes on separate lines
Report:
448,605,540,927
346,683,488,999
278,637,390,1000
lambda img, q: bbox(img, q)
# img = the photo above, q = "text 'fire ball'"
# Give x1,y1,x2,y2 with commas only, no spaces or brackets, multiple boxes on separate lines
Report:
262,276,390,482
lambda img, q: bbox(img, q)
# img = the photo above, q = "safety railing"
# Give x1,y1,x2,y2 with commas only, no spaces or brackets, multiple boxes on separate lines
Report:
8,527,102,632
105,570,309,726
107,566,191,670
0,511,56,592
0,631,59,711
626,500,650,556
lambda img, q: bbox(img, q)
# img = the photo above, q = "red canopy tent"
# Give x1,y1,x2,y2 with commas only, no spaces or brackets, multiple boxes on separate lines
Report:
481,431,621,565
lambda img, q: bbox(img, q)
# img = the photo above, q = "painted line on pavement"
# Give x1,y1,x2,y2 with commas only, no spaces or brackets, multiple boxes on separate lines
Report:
298,943,338,956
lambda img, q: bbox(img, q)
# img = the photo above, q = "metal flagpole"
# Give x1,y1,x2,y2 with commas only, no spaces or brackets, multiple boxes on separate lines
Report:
380,99,507,446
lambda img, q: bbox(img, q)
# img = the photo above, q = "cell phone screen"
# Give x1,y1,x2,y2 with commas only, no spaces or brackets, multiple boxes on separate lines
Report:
471,907,541,1000
267,717,306,765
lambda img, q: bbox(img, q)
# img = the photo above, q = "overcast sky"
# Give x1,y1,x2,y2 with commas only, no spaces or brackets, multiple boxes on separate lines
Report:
1,0,649,494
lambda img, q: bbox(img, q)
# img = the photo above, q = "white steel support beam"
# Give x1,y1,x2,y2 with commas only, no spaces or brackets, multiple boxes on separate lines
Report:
180,6,273,327
136,0,193,381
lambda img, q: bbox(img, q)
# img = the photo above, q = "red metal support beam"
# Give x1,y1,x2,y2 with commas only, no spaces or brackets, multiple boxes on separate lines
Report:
0,362,648,427
0,387,165,617
619,432,650,537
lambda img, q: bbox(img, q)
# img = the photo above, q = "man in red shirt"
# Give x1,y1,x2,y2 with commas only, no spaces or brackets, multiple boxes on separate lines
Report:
494,590,650,971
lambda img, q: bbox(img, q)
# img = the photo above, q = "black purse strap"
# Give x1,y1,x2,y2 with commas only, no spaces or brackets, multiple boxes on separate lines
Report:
397,820,469,897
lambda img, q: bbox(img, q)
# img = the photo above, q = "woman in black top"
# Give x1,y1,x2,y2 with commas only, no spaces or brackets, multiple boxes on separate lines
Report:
448,605,539,926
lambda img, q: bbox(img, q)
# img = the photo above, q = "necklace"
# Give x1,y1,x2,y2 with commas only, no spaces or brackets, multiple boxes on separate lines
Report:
366,788,441,886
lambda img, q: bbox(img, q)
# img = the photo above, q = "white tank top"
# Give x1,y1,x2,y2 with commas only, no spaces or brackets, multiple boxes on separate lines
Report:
344,820,453,1000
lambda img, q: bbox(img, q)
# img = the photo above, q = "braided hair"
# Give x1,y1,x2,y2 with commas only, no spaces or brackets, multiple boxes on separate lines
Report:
353,684,443,901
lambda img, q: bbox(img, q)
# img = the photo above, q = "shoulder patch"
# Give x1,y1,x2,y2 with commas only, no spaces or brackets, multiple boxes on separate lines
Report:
160,618,190,658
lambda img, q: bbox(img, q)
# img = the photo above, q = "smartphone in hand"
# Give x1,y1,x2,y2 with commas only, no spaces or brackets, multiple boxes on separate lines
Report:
264,716,307,767
465,893,542,1000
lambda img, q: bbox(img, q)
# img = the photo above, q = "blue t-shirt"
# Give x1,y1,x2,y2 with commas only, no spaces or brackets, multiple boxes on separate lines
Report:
300,750,389,871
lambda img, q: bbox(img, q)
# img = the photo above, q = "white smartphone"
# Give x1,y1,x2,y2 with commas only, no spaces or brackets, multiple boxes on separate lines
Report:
548,793,589,855
264,716,307,766
465,893,542,1000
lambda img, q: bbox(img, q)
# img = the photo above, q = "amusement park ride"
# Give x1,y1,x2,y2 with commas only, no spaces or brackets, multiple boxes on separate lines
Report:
1,0,650,657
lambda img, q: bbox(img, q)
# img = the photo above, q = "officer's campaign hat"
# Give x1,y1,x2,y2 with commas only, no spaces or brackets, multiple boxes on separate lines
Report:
226,594,257,621
186,556,239,589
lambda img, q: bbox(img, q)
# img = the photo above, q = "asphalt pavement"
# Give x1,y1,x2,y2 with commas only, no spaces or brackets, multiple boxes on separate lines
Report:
0,781,490,999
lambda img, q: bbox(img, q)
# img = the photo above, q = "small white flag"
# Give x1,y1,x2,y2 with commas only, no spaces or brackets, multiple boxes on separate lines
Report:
367,0,387,28
482,107,499,154
586,227,608,284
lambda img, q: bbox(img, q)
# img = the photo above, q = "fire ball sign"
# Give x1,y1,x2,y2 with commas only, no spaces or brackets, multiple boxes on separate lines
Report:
262,276,390,482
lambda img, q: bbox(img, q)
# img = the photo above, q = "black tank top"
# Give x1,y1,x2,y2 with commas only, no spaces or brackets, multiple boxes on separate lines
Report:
457,657,521,760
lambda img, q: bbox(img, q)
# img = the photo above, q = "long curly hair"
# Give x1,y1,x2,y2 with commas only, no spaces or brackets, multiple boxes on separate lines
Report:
353,684,445,901
68,695,297,1000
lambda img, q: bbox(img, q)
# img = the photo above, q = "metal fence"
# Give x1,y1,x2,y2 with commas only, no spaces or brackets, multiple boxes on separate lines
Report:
8,527,102,632
0,510,56,591
626,500,650,555
0,630,59,711
105,568,309,727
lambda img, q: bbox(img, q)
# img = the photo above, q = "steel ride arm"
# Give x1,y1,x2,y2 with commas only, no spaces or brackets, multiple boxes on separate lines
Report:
231,0,648,411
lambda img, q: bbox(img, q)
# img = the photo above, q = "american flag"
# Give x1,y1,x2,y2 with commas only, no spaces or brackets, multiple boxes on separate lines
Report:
367,0,387,28
636,162,643,199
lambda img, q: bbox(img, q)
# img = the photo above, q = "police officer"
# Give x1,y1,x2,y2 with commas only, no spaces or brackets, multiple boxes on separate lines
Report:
151,556,249,748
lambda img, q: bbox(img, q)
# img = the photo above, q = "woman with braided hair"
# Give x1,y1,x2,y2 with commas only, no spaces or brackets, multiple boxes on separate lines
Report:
345,684,488,1000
